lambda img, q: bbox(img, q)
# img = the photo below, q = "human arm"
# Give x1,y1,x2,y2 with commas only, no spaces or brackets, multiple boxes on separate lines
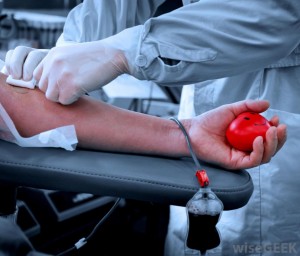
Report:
126,0,300,84
4,0,165,81
32,0,300,104
0,73,286,170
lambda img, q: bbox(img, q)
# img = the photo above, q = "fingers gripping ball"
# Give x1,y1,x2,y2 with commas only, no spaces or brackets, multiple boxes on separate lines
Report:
226,112,272,152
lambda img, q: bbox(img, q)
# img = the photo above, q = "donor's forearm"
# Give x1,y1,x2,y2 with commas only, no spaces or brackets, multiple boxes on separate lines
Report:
0,73,189,157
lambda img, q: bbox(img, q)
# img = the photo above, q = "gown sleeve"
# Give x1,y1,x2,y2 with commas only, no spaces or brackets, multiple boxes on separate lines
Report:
62,0,300,86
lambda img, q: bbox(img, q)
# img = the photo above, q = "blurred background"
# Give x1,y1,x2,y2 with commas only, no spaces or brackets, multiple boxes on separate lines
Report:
0,0,81,59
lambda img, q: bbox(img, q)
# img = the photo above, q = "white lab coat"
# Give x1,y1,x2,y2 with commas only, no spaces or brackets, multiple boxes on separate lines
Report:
61,1,300,255
61,0,300,86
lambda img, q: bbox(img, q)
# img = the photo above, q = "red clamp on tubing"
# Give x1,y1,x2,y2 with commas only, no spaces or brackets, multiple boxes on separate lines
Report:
196,170,209,187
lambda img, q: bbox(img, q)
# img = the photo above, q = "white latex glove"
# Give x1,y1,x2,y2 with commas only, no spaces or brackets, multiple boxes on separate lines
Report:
33,41,129,105
5,46,49,81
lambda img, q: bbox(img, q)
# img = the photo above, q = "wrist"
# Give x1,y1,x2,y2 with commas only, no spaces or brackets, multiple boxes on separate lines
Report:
113,49,130,75
167,118,192,157
100,26,143,76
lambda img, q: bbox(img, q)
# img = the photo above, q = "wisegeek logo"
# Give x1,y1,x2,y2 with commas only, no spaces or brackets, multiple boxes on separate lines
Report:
232,243,297,254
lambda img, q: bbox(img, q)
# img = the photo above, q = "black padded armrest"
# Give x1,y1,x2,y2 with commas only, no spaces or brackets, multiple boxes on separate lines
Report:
0,140,253,210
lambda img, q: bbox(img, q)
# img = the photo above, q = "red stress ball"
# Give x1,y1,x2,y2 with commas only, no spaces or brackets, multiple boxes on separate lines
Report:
226,112,272,152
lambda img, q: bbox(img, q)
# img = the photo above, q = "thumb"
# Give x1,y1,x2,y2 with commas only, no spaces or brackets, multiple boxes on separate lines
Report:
231,100,270,116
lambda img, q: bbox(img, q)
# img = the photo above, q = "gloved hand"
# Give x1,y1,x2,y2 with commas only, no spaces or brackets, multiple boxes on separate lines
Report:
33,40,129,105
5,46,49,81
